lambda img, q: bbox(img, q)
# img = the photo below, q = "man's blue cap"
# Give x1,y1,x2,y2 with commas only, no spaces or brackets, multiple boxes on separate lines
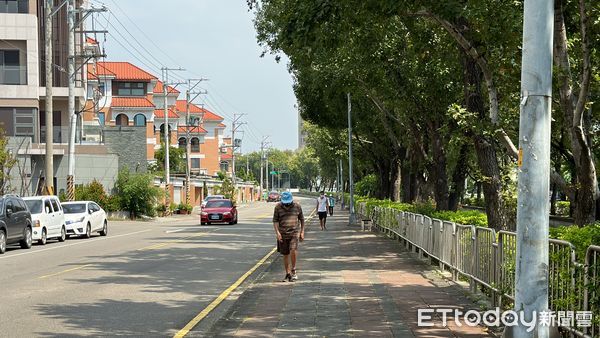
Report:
281,191,293,204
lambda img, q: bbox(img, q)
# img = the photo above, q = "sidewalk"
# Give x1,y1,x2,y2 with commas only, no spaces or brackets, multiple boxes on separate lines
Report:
207,207,493,337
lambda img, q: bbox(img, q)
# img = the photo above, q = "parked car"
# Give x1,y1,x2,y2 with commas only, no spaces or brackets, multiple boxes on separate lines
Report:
201,194,226,208
0,194,33,254
23,196,66,245
200,199,238,225
267,191,280,202
61,201,108,238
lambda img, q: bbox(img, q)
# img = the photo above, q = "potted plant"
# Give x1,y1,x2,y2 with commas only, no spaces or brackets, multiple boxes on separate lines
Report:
177,202,189,215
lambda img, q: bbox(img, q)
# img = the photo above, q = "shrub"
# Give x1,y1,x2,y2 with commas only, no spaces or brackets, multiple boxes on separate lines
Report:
555,201,570,217
431,210,488,228
178,203,192,212
355,174,378,197
115,169,162,217
550,223,600,259
104,195,121,212
75,180,107,206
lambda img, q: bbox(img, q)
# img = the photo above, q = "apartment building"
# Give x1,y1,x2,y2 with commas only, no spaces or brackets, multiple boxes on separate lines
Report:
0,0,130,195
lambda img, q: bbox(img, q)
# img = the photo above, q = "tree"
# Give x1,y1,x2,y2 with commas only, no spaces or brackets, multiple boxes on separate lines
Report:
115,169,162,218
153,143,186,174
0,132,17,195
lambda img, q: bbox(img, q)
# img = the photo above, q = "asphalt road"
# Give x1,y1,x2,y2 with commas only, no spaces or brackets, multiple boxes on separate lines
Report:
0,197,316,337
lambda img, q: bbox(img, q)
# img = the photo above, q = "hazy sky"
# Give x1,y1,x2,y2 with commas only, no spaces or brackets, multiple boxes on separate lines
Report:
95,0,297,152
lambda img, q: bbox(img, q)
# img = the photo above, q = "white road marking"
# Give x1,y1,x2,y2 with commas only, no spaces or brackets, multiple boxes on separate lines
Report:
0,229,152,260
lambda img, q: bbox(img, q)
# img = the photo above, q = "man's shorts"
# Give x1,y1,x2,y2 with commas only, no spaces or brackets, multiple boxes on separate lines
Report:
277,236,299,255
318,211,328,220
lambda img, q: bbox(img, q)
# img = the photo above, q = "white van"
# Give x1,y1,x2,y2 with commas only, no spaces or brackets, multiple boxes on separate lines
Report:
23,196,66,245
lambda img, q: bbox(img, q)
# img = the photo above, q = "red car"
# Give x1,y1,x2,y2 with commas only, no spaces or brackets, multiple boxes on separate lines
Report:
200,199,238,225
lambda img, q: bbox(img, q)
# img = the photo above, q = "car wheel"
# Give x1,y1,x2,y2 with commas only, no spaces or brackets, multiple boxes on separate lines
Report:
84,223,91,239
201,222,206,225
58,226,66,242
228,220,235,225
39,228,47,245
20,226,32,249
234,217,238,225
0,230,6,254
99,221,108,236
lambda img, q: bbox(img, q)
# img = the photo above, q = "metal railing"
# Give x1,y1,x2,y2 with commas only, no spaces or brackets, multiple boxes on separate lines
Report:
355,202,598,337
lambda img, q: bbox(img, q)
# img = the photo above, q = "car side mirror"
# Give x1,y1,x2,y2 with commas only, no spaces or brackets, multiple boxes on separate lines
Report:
6,208,13,217
88,209,93,214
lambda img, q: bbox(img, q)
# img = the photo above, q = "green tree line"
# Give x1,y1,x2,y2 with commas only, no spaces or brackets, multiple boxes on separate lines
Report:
248,0,600,230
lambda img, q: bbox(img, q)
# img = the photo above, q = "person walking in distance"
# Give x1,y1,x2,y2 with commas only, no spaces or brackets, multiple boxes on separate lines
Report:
328,194,335,216
273,191,305,282
317,191,329,230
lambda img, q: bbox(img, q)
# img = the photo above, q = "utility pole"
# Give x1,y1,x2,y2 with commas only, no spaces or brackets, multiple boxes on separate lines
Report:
231,113,246,186
512,0,554,337
259,136,270,200
43,0,54,195
161,67,184,211
65,0,75,200
347,93,356,225
184,79,207,206
340,158,344,209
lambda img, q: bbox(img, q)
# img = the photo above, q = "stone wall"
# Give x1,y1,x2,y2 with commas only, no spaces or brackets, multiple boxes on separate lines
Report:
103,126,148,173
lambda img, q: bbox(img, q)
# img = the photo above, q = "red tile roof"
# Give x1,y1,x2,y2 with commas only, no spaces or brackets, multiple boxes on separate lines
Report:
86,37,98,45
154,81,180,95
175,100,204,113
154,108,179,119
111,97,155,108
93,62,157,81
216,123,226,128
221,154,233,160
177,125,208,134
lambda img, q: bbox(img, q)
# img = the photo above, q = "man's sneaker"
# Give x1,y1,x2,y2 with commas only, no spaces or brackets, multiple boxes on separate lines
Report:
290,270,298,281
282,273,291,282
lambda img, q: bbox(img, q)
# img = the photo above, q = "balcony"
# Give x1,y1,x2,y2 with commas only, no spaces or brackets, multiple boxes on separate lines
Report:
0,65,26,85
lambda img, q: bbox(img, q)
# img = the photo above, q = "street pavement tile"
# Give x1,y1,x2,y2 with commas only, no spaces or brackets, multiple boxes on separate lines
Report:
208,207,492,337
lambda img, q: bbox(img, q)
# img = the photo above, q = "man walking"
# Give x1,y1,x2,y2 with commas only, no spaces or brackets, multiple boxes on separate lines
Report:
328,194,335,216
273,191,305,282
317,191,329,230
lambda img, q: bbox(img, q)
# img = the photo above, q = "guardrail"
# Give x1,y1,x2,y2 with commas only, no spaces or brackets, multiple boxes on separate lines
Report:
355,202,598,337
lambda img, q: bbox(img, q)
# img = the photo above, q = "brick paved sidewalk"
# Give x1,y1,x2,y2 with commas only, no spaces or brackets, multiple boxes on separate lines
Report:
207,207,493,337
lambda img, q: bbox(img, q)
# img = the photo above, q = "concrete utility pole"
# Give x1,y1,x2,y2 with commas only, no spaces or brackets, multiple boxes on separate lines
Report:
340,158,344,209
230,113,246,186
44,0,54,195
347,93,356,225
161,67,184,210
184,79,207,206
66,0,75,201
511,0,554,337
259,136,269,200
266,152,270,192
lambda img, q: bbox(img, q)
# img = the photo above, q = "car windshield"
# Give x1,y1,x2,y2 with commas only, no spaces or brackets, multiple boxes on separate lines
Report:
0,198,4,212
206,196,224,201
24,200,42,214
63,203,87,214
205,200,233,208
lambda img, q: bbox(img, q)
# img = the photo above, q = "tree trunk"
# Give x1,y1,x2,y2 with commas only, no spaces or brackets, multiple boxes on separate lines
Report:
553,0,597,225
449,144,469,211
428,121,450,210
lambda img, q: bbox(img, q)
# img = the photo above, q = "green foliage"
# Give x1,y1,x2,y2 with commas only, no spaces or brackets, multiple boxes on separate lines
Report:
178,203,192,212
430,210,488,228
355,174,378,197
153,143,186,174
115,169,161,217
169,202,178,212
550,223,600,259
555,201,570,217
216,171,226,181
75,180,107,206
0,131,17,194
215,176,236,201
104,195,121,212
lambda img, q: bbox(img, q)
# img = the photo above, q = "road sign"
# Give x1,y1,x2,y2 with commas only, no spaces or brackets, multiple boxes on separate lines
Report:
270,171,278,175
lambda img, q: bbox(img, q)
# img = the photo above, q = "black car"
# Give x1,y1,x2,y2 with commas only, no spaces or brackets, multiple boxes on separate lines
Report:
0,195,33,254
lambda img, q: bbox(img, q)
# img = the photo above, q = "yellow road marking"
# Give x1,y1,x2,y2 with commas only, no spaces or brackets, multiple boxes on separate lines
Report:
173,247,278,338
138,233,206,251
38,264,93,279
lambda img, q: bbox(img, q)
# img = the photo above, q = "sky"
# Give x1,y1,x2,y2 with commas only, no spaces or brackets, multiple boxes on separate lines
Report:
94,0,298,153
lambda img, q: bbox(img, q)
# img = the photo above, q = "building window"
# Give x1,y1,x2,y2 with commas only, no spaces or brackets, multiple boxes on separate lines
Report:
0,50,25,85
191,158,200,169
191,137,200,152
0,107,36,141
98,83,105,95
220,161,229,172
178,137,186,149
115,114,129,126
134,114,146,126
115,82,145,96
0,0,28,13
98,112,105,126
